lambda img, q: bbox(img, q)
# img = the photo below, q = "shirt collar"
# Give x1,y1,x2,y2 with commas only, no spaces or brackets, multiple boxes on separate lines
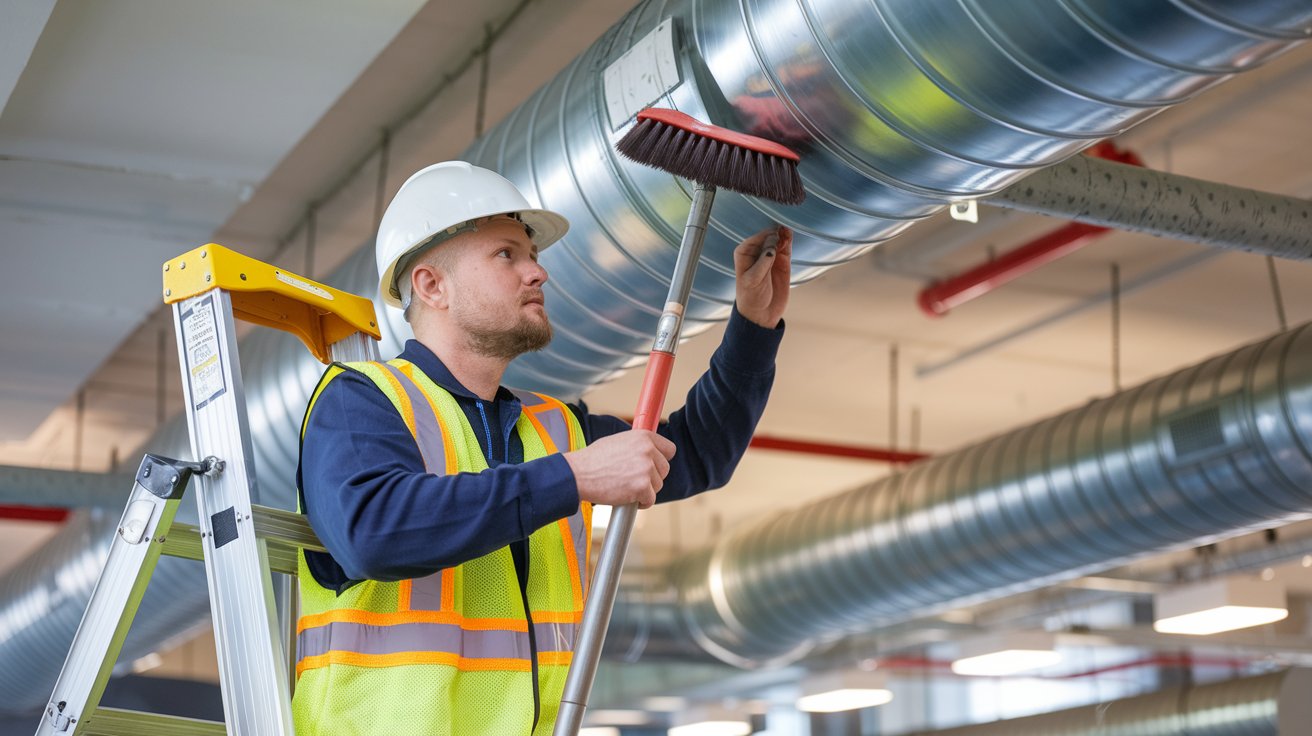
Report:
398,339,518,404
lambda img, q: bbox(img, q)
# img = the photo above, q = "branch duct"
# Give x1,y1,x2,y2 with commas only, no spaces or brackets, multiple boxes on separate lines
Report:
0,0,1309,712
911,668,1312,736
668,322,1312,665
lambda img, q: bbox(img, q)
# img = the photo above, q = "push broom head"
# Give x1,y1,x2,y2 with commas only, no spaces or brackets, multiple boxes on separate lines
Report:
617,107,805,206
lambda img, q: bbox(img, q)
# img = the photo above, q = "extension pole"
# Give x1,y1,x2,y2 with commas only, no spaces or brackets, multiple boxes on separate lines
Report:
554,182,717,736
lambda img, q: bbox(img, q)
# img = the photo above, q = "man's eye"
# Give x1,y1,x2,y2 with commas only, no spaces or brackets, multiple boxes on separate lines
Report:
497,249,511,258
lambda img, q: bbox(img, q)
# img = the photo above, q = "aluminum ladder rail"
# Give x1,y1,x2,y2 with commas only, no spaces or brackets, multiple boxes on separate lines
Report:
36,244,382,735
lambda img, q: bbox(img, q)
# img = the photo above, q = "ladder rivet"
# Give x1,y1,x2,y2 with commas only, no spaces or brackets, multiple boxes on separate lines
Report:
164,289,171,297
180,261,186,270
206,274,212,282
201,250,207,258
240,273,247,281
170,475,178,484
163,264,169,271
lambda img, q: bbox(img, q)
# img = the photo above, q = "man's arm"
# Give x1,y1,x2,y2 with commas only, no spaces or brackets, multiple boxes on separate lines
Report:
571,226,792,502
299,370,579,583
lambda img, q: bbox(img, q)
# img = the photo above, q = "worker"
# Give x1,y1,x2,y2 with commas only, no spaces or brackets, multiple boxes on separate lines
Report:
292,160,791,735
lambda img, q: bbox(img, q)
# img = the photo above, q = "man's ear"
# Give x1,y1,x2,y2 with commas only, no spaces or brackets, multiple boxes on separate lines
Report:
410,262,450,311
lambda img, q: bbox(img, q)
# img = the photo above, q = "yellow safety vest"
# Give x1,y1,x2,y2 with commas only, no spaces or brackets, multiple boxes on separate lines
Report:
293,359,591,736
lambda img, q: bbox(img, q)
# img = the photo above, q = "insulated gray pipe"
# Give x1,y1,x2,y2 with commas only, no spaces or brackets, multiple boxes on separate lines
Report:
0,465,127,508
988,155,1312,260
0,0,1309,713
912,669,1312,736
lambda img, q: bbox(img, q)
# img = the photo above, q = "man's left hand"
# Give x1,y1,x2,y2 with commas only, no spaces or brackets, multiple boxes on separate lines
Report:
733,226,793,329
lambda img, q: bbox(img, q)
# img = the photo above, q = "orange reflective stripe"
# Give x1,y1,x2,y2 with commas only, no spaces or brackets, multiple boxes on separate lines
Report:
557,518,584,610
522,409,559,454
296,651,532,677
538,651,573,667
365,363,418,439
530,609,582,625
442,568,455,610
397,579,414,613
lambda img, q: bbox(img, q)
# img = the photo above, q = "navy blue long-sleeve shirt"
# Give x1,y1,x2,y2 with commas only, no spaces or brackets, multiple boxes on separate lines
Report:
297,308,782,591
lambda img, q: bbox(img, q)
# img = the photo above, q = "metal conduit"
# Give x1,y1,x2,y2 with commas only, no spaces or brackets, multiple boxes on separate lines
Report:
0,0,1309,713
672,323,1312,665
911,668,1312,736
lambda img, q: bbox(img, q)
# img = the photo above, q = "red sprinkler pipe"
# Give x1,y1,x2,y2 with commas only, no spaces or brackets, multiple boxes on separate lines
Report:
918,142,1143,318
0,504,70,523
749,434,928,464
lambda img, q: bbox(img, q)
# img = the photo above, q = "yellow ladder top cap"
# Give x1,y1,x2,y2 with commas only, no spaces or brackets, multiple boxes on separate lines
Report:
162,243,381,364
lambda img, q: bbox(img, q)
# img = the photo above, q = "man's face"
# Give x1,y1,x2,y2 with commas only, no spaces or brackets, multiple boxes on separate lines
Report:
438,216,552,359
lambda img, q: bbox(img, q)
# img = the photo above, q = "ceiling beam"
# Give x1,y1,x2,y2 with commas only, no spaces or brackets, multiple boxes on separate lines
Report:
0,0,57,118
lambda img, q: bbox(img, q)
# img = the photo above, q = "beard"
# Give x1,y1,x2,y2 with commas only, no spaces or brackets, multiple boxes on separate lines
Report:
452,296,553,360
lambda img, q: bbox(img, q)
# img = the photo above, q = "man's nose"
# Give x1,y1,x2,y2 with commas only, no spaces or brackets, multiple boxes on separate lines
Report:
526,260,548,286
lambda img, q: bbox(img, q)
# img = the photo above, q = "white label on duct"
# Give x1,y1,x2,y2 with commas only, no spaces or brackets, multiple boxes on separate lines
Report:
603,19,681,130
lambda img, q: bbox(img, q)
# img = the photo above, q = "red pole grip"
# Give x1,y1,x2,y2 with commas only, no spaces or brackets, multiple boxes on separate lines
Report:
631,351,675,431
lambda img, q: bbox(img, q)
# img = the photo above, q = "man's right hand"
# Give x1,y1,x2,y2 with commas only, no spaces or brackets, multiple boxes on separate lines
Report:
563,429,676,509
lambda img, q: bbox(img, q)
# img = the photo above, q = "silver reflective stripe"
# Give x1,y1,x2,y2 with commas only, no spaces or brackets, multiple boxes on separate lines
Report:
534,621,579,653
376,362,448,475
512,390,591,594
297,621,579,661
511,389,573,454
408,572,445,611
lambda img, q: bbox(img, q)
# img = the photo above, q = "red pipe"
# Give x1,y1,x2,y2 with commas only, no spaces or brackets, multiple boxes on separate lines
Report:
918,141,1143,318
0,504,70,523
749,434,928,464
918,221,1110,316
621,417,930,465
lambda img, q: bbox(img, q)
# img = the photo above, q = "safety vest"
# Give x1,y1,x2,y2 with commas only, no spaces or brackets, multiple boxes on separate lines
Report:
292,359,591,736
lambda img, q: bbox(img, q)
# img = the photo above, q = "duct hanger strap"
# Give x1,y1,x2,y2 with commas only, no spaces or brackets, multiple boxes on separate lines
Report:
162,243,381,364
987,155,1312,260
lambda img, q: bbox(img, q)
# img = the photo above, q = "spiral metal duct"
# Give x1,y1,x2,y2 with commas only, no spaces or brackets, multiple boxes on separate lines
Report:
913,668,1312,735
0,0,1309,713
675,323,1312,665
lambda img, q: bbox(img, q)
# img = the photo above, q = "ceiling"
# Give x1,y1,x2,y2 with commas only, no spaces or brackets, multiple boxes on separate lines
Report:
3,0,1312,728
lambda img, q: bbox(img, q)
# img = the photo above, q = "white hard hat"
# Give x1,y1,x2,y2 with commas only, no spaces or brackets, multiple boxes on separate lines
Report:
375,160,569,308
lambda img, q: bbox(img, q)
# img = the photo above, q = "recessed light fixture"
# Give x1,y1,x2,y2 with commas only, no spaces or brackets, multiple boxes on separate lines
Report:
796,669,893,713
1153,577,1288,636
951,631,1062,676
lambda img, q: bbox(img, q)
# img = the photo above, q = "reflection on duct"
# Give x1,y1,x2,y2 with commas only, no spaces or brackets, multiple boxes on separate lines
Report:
0,0,1309,713
911,669,1312,736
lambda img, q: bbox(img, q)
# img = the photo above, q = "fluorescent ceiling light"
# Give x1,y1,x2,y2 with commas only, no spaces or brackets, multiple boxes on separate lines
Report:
644,696,688,712
669,705,752,736
797,688,893,713
951,631,1062,676
585,710,651,726
797,669,893,712
1153,577,1288,636
591,503,612,530
668,723,751,736
580,729,621,736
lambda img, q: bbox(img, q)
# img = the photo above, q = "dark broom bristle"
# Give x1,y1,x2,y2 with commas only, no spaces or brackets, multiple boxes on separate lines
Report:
616,112,805,206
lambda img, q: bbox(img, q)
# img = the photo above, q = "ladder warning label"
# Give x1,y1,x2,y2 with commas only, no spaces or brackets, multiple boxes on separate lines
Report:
182,295,227,411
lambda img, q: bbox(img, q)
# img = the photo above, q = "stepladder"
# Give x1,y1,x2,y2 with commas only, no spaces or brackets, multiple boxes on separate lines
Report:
37,244,382,735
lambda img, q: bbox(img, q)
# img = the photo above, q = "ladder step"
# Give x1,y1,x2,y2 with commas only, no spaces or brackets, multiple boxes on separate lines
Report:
82,707,225,736
160,504,325,575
